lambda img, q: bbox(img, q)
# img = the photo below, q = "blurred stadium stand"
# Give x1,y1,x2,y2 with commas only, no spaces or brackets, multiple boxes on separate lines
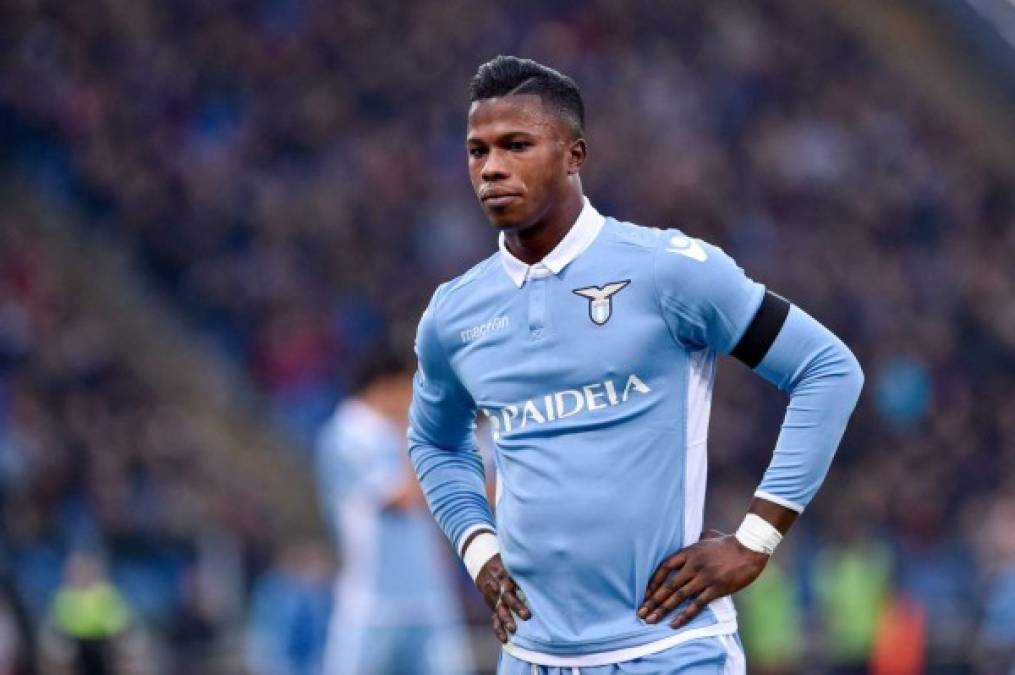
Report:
1,0,1013,673
931,0,1015,95
0,193,320,672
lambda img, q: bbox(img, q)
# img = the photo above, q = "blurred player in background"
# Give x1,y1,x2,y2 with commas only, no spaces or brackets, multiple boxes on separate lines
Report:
316,350,474,675
409,56,864,673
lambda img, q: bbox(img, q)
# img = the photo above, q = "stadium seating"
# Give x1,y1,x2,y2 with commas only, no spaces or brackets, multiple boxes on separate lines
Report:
1,0,1011,671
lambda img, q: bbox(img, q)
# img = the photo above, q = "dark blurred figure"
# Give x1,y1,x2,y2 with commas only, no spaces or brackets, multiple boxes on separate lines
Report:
166,568,221,673
245,542,332,675
0,578,32,675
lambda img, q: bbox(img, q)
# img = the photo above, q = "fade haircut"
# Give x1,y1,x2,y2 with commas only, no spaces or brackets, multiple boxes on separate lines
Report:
470,55,585,138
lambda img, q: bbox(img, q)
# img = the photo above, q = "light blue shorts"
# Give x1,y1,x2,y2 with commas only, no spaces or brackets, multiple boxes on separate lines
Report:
497,633,745,675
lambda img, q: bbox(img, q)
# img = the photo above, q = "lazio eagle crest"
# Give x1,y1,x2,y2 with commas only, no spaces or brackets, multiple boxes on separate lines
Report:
572,280,630,326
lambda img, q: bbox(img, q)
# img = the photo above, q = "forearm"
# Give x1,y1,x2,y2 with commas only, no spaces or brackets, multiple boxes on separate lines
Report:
752,304,864,513
410,286,504,581
409,436,496,554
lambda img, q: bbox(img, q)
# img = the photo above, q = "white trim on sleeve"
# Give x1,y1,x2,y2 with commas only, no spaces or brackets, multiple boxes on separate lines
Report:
753,490,804,513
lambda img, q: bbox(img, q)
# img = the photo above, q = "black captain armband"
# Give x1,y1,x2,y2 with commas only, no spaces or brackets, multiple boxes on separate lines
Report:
731,291,791,369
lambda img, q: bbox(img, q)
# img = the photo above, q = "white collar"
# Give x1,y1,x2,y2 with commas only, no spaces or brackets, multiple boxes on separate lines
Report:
498,197,606,288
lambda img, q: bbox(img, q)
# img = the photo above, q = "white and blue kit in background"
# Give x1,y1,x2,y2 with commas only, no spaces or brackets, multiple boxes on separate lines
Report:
317,399,474,675
409,199,863,671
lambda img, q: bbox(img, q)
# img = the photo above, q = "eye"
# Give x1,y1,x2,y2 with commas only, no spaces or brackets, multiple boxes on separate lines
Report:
508,141,531,152
468,147,486,158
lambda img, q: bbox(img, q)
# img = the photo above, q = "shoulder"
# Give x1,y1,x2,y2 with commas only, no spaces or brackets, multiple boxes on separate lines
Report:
418,251,501,331
619,219,742,279
602,218,761,323
317,401,353,451
421,251,504,333
603,217,714,254
602,217,671,251
602,217,718,265
320,400,387,447
600,217,731,284
432,251,501,307
415,252,502,363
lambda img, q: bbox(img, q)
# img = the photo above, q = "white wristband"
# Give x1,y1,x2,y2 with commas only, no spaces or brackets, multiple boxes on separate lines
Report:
463,532,500,580
734,513,783,556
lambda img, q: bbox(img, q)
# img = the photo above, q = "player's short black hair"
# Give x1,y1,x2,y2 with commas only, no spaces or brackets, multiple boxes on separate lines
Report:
349,346,413,394
470,55,585,137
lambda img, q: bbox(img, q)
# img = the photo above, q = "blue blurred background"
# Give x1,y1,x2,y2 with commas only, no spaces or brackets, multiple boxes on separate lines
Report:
0,0,1013,673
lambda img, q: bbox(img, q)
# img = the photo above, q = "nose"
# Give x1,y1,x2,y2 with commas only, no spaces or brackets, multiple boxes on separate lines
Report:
481,148,510,182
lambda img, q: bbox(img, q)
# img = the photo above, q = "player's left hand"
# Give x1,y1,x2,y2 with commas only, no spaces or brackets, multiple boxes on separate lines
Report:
637,530,768,628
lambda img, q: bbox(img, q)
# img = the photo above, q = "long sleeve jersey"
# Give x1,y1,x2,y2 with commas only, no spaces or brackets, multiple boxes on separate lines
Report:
408,199,863,665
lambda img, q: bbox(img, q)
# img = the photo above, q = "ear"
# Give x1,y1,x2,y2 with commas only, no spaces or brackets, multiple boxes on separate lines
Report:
566,138,587,175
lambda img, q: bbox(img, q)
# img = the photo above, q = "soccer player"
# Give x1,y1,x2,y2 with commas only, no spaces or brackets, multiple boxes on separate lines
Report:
409,56,864,673
317,350,474,675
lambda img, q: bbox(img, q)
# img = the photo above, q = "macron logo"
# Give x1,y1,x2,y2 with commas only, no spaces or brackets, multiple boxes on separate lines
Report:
461,316,510,343
481,373,652,440
665,235,708,262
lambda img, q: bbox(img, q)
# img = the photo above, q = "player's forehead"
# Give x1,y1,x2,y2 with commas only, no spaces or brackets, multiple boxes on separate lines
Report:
466,94,563,143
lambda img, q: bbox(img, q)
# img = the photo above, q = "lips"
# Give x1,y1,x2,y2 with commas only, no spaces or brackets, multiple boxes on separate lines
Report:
483,194,520,208
480,189,522,208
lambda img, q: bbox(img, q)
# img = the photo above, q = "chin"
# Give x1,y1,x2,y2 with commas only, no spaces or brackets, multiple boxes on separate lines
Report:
484,206,531,232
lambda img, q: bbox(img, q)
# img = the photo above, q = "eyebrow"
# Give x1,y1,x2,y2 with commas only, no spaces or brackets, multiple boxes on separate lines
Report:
466,130,538,145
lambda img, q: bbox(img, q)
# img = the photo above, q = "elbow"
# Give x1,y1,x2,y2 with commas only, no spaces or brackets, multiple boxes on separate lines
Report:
840,346,865,406
806,339,864,406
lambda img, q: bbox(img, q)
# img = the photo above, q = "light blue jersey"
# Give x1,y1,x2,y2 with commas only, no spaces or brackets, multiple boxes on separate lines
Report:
317,399,473,674
409,199,862,664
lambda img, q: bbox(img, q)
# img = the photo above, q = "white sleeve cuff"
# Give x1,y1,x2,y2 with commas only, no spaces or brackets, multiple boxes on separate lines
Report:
462,532,500,581
754,490,805,513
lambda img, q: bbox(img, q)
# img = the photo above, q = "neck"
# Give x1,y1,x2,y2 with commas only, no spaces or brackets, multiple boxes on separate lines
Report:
358,389,403,426
503,189,584,265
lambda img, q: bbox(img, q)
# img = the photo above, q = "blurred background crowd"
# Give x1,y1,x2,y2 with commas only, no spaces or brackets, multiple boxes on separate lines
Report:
1,0,1013,673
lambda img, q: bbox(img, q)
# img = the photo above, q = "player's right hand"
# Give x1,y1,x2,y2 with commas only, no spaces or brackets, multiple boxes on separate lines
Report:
475,553,531,643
